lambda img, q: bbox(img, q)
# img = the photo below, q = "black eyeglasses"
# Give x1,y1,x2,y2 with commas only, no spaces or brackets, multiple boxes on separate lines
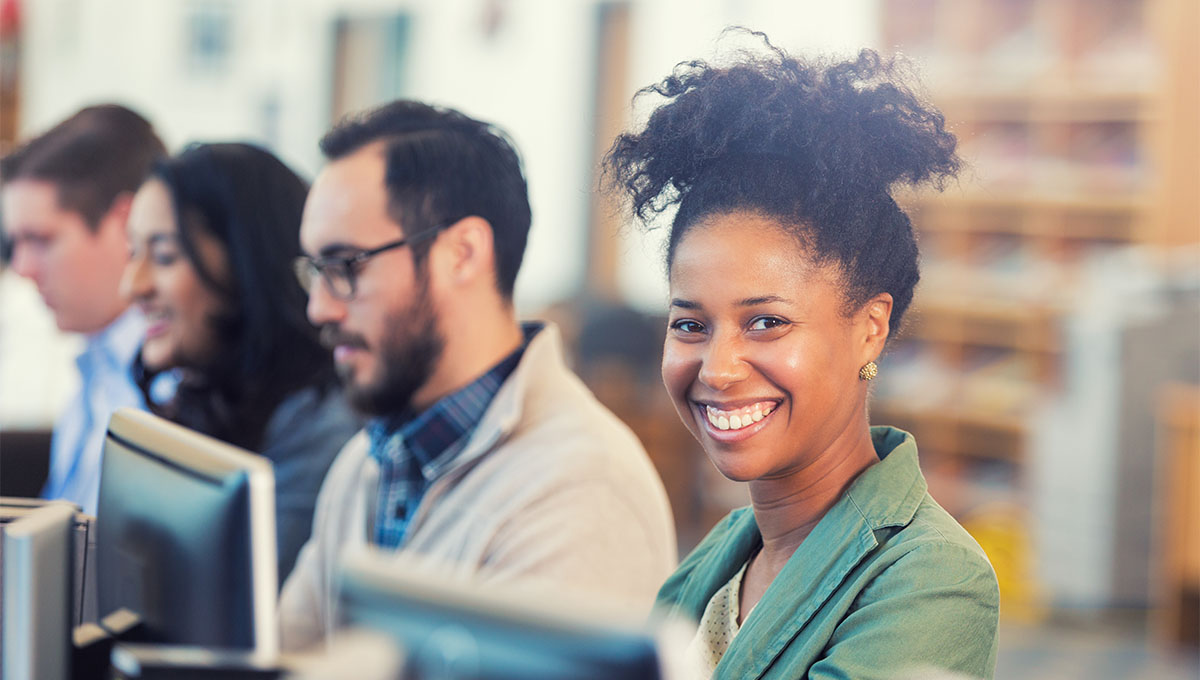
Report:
294,225,446,301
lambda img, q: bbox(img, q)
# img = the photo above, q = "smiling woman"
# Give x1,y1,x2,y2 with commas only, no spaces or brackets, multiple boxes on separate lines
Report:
663,212,883,486
124,178,228,370
605,30,1000,680
120,143,360,582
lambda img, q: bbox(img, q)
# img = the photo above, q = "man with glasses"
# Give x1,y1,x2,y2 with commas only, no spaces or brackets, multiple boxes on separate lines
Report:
279,101,676,650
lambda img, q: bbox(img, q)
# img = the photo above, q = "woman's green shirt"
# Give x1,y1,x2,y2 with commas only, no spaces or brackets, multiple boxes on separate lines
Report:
657,427,1000,680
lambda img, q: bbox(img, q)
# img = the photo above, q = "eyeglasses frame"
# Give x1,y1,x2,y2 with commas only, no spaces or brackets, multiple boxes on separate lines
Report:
295,222,448,301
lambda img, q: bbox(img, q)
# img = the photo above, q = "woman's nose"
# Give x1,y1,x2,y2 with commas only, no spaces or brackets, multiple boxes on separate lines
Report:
119,254,152,302
697,333,750,391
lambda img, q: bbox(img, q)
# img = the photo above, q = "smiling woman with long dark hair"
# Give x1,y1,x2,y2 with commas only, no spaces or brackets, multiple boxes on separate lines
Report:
606,31,1000,680
120,143,359,581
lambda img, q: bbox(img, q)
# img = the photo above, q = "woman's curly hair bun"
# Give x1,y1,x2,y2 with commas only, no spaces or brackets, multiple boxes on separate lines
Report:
604,28,962,334
606,28,958,223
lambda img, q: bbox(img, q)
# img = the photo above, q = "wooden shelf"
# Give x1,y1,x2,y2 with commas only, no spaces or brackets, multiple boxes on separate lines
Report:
934,86,1157,122
872,400,1027,463
909,299,1061,354
1156,383,1200,648
904,190,1148,215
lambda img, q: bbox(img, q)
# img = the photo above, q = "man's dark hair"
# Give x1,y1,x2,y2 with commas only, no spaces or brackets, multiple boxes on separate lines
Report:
0,104,167,229
320,100,532,299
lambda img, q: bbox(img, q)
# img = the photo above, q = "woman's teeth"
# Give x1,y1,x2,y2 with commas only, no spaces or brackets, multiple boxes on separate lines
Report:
705,402,774,431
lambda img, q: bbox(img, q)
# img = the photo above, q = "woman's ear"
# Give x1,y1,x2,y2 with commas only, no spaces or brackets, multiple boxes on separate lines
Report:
433,216,495,289
859,292,893,360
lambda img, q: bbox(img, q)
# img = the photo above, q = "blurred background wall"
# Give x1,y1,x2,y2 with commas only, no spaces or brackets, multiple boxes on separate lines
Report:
1,0,1197,676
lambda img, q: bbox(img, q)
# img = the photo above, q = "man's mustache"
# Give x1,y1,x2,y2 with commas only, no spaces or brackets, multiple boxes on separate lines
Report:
320,325,369,351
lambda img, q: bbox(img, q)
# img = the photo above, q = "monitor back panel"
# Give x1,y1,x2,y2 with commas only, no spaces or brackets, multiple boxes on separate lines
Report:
98,432,255,648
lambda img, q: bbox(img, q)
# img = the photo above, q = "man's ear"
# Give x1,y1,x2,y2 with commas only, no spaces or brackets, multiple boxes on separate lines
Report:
434,216,495,288
98,191,135,237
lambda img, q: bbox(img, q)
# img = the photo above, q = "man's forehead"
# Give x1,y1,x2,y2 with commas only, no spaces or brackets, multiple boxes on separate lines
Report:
1,179,74,231
313,142,392,200
303,145,401,249
2,178,62,208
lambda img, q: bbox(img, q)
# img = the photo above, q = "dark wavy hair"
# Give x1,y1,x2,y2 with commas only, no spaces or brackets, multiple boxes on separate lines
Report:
135,143,337,451
319,100,532,298
604,30,960,333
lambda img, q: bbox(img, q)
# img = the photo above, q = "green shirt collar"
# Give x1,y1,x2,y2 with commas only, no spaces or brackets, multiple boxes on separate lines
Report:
670,426,927,678
846,426,927,531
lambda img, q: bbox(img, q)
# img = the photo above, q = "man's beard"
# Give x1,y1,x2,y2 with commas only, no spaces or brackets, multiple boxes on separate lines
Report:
322,273,445,417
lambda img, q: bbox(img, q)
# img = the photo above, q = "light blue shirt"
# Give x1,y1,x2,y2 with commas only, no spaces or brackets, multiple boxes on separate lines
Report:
41,308,145,515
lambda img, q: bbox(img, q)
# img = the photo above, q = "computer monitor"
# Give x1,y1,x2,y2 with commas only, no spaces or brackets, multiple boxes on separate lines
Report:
336,554,663,680
96,408,278,656
1,501,76,680
1,497,98,628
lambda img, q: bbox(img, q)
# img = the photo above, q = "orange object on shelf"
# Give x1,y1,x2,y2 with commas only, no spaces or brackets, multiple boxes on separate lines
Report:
1157,383,1200,649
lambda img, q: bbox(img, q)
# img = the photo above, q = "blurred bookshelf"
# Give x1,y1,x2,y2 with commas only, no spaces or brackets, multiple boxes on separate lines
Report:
875,0,1199,623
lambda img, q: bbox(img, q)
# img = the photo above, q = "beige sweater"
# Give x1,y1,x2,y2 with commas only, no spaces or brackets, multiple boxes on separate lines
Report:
277,323,677,651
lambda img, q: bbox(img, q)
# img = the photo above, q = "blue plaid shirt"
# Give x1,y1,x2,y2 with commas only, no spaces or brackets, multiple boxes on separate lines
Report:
366,341,526,549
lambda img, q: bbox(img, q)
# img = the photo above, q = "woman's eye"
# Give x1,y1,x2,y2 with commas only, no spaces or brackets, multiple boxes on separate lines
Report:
749,316,788,331
150,249,180,266
670,319,705,335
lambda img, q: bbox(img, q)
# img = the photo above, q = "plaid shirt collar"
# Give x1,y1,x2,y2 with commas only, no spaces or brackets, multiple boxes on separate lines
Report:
366,338,527,480
365,329,531,549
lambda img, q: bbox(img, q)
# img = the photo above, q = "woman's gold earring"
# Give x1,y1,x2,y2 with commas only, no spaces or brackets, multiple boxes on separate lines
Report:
859,361,878,381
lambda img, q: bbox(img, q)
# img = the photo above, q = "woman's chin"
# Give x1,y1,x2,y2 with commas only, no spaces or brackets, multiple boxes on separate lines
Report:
706,455,762,484
139,344,172,373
